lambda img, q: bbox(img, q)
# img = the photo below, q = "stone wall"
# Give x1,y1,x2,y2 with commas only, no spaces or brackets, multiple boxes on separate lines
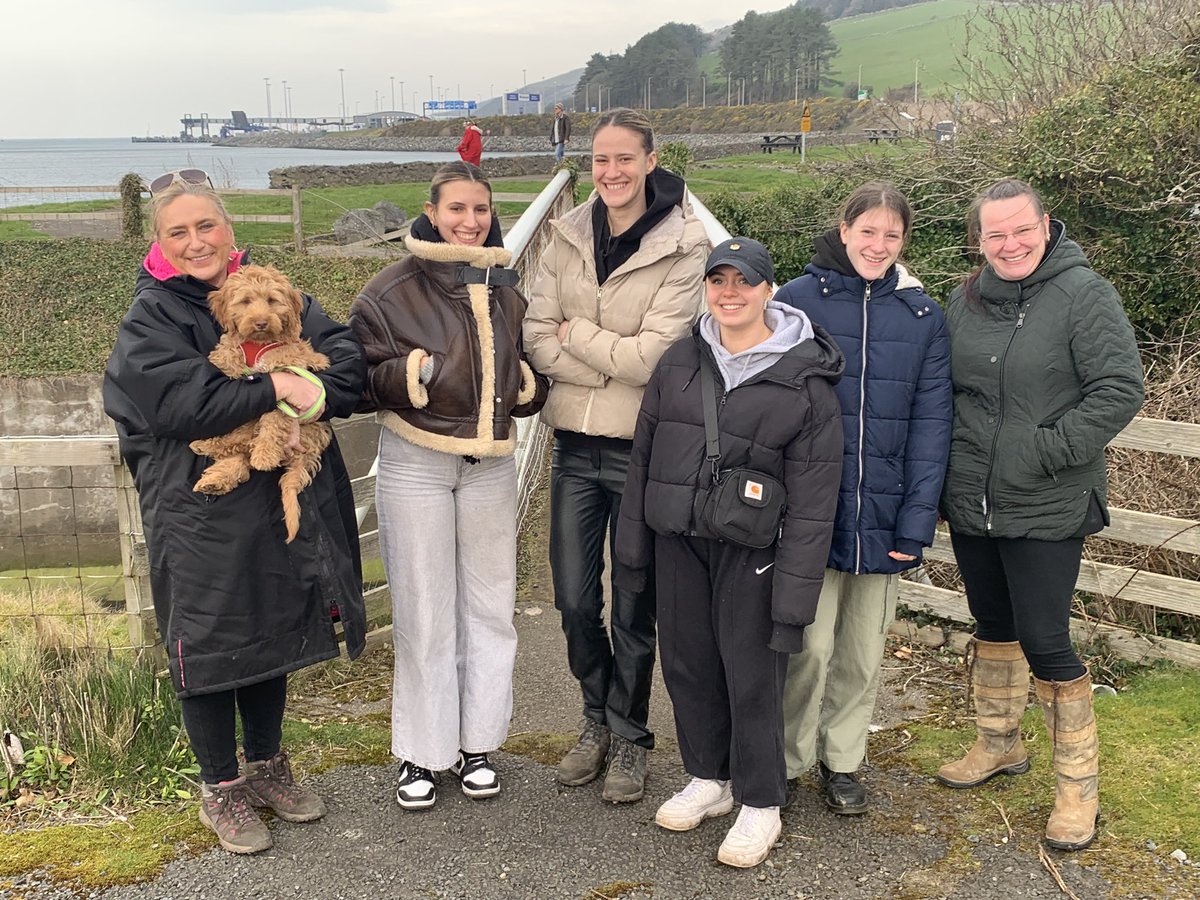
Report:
268,134,762,189
0,377,380,570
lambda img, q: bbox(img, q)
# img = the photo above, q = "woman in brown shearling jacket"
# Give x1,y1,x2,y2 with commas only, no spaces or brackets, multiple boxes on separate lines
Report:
348,162,547,812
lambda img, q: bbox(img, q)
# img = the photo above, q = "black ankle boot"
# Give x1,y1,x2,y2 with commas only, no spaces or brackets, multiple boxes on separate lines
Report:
819,762,868,815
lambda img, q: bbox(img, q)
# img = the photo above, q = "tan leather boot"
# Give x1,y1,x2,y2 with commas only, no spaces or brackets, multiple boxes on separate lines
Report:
937,638,1031,788
1035,672,1100,850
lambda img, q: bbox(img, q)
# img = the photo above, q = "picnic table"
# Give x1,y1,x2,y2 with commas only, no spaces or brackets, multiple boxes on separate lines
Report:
760,134,804,153
865,127,900,144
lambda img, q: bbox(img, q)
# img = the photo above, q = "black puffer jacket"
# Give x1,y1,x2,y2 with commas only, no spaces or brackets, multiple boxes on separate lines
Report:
103,252,367,698
941,221,1144,539
615,323,844,651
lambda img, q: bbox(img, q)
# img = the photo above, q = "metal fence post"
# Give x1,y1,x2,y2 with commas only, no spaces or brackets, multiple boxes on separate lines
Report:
291,186,305,252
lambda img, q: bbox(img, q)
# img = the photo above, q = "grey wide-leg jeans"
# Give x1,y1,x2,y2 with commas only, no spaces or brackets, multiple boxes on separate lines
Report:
376,430,519,771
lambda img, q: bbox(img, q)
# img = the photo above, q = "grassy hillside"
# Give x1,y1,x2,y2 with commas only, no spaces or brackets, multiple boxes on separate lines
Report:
828,0,979,96
698,0,983,99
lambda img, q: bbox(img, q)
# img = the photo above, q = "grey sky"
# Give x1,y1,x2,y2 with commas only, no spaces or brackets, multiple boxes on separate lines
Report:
6,1,795,138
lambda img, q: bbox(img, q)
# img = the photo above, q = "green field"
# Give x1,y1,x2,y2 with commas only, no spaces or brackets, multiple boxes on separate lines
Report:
827,0,980,96
697,0,984,99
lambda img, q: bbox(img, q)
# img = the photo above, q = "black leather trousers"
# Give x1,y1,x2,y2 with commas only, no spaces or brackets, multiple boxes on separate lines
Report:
549,440,657,748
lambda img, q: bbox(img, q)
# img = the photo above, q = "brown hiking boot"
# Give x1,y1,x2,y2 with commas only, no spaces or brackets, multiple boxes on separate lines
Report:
1036,672,1100,850
601,735,647,803
199,776,273,854
243,749,326,823
937,639,1032,789
557,719,610,786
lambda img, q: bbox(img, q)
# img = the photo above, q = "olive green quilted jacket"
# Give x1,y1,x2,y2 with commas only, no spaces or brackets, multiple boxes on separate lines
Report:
940,222,1144,540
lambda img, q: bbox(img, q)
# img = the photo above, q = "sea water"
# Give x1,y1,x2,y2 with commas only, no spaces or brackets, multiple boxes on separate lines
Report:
0,137,463,205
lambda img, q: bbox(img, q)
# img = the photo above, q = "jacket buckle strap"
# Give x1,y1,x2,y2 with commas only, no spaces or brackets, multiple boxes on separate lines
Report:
456,265,518,288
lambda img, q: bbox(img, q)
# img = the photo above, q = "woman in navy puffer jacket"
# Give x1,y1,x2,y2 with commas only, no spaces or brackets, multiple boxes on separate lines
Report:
774,182,952,815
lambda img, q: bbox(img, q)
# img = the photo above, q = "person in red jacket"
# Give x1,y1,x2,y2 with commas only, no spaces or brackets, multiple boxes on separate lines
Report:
456,120,483,166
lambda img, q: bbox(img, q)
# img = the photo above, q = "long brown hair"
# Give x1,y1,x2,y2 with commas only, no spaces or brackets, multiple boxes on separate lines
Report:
840,181,913,244
429,160,492,205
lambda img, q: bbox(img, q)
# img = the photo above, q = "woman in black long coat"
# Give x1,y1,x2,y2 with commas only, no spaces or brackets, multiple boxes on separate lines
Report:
103,170,367,855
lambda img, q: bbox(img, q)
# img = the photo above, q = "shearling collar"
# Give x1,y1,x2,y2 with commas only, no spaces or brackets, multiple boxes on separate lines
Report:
404,233,512,269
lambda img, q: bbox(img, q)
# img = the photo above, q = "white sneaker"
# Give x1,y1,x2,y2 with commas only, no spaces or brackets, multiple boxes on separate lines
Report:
450,751,500,799
655,777,734,831
717,804,782,868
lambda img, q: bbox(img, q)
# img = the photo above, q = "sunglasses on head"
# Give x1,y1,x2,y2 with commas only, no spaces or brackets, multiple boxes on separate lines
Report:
147,168,212,195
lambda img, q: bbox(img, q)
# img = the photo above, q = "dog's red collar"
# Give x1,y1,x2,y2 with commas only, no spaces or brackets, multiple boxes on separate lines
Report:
241,341,284,369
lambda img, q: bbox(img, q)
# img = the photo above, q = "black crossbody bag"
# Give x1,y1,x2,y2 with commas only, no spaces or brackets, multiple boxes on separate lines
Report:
695,362,787,549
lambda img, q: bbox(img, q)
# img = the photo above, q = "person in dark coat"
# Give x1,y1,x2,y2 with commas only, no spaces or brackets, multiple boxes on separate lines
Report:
774,182,952,815
935,178,1144,852
616,238,843,869
102,170,367,856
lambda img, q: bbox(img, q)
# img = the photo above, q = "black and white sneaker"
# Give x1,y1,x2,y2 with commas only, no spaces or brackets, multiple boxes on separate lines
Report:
451,751,500,799
395,761,436,810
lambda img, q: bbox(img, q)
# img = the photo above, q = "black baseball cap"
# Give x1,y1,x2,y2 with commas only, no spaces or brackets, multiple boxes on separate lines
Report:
705,237,774,286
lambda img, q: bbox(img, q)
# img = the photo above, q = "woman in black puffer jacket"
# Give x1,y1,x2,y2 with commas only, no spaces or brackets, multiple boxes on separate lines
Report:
615,238,843,869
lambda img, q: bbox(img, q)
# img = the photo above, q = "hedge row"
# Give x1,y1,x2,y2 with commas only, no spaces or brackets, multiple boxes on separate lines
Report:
0,242,385,377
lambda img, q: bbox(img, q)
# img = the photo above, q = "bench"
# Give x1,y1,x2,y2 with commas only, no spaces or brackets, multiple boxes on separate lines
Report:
760,134,804,153
864,127,900,145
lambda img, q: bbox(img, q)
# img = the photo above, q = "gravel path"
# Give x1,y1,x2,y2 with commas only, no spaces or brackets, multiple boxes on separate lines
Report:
5,502,1194,899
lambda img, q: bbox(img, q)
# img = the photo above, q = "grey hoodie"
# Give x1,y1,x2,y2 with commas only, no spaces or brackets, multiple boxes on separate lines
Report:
699,300,816,390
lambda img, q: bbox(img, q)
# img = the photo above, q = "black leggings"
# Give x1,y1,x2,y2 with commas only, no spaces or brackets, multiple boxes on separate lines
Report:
180,675,289,784
949,532,1087,682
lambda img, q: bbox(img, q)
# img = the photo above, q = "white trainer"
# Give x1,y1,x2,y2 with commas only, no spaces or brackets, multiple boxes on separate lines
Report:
717,804,782,868
655,777,734,831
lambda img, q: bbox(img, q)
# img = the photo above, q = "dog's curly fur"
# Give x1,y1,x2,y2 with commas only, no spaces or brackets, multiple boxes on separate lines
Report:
189,265,332,542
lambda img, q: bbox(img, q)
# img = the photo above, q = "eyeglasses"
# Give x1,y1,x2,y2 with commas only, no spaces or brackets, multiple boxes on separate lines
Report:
980,222,1044,248
147,169,212,195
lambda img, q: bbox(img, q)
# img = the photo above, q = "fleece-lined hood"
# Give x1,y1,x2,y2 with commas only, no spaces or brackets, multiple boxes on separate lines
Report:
699,301,817,390
808,228,925,296
408,211,506,253
142,243,245,286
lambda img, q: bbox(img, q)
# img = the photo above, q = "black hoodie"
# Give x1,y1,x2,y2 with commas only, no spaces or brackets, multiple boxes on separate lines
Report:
591,167,686,285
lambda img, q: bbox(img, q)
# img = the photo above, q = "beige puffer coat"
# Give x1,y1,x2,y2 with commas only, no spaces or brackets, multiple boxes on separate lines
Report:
523,192,708,439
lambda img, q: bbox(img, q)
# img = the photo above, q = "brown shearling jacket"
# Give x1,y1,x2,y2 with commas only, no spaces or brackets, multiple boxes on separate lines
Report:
349,234,547,457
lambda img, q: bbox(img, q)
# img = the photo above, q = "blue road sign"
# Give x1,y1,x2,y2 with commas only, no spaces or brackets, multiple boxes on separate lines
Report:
506,93,519,101
529,93,541,102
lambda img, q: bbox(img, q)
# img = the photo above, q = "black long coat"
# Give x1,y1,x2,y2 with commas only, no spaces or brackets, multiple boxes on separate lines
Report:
103,259,368,698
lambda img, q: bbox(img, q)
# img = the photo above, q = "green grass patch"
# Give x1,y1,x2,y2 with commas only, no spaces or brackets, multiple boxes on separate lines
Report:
0,221,52,240
827,0,981,96
900,665,1200,854
0,807,207,889
0,565,123,606
0,200,121,215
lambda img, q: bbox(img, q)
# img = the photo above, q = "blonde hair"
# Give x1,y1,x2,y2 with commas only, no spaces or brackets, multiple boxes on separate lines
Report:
150,181,233,238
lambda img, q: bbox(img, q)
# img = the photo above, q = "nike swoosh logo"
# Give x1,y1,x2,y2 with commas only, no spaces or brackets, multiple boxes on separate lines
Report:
755,563,774,575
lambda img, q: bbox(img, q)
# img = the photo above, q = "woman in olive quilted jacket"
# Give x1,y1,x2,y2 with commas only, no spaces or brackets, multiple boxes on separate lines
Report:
936,178,1144,852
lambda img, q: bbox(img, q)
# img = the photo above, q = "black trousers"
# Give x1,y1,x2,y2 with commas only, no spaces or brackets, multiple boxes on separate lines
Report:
549,440,657,748
949,531,1087,682
656,534,788,808
179,674,289,783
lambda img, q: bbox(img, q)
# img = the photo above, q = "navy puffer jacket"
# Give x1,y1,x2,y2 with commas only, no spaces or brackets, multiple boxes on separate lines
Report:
775,232,952,574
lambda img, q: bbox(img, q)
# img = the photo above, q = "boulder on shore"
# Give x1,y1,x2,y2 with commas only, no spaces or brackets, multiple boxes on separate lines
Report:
332,201,408,245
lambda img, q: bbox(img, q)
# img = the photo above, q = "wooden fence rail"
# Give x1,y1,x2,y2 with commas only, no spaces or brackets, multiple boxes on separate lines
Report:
0,183,305,250
3,413,1200,666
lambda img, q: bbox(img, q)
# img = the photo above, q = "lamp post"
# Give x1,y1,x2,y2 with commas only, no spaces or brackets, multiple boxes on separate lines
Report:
740,77,746,106
727,77,731,107
339,68,346,129
428,74,434,107
522,68,527,87
390,76,395,111
264,77,272,119
399,81,404,112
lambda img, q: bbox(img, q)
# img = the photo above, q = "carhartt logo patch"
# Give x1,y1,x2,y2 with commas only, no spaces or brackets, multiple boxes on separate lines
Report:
744,480,763,501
